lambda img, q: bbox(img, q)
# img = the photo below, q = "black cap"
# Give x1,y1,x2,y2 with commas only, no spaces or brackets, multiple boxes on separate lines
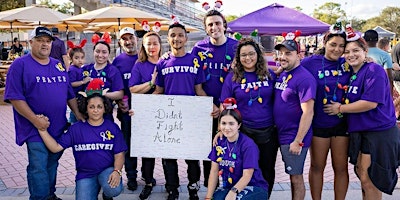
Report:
29,26,55,41
363,30,378,41
274,40,299,52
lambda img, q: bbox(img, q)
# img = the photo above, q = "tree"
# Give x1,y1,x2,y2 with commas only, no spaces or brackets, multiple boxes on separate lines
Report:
313,2,347,25
379,7,400,36
0,0,24,11
225,15,238,22
38,0,74,15
293,6,303,12
348,17,366,32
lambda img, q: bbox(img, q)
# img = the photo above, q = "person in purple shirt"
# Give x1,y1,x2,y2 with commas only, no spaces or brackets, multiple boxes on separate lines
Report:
37,93,127,200
153,22,209,200
111,27,140,191
324,28,400,198
4,26,83,200
49,27,69,70
273,33,316,200
191,9,238,187
219,37,278,197
67,39,91,124
129,31,161,199
301,22,351,200
82,40,124,121
206,98,268,200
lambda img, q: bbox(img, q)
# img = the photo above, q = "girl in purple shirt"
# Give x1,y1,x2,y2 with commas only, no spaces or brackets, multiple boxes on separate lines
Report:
206,98,268,200
324,29,400,197
37,93,127,200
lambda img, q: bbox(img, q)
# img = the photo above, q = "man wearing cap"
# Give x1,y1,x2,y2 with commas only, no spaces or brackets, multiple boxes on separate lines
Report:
111,27,140,191
4,26,83,200
364,29,394,94
49,27,70,70
273,36,316,200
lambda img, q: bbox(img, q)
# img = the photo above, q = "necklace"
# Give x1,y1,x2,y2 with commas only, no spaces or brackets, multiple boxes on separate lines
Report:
93,64,106,77
344,69,360,105
226,139,238,158
200,38,232,83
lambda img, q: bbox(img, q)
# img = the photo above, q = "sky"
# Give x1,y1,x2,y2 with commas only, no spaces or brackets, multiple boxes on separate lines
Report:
52,0,398,20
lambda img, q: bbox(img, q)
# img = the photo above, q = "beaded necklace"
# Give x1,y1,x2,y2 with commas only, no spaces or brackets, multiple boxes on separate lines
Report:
241,73,263,106
320,58,342,104
199,38,231,83
344,65,362,105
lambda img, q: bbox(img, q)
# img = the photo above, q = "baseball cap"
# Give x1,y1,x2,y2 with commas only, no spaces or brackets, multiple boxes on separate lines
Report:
274,40,299,52
29,26,55,40
363,30,378,41
119,27,136,38
51,27,59,34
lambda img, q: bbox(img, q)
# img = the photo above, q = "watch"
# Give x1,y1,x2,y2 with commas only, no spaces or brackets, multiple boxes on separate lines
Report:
230,187,239,194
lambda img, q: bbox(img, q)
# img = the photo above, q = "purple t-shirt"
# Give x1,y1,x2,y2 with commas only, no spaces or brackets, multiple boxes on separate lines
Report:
58,120,128,180
82,63,124,93
220,71,276,128
129,60,156,94
346,62,396,132
208,133,268,191
68,64,85,95
273,66,316,147
156,53,205,95
112,53,138,96
50,37,67,66
4,54,74,146
192,37,238,106
301,55,351,128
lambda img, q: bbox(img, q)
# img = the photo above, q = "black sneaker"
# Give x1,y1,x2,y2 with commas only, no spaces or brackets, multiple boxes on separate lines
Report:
102,192,113,200
127,179,138,191
167,189,179,200
139,184,153,200
47,195,62,200
187,182,200,200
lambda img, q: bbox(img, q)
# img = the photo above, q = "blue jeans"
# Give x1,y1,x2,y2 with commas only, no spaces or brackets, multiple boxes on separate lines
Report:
76,167,123,200
213,186,268,200
26,142,63,200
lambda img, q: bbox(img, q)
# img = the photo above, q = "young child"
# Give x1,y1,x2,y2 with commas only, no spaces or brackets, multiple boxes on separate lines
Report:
37,90,127,200
67,39,91,123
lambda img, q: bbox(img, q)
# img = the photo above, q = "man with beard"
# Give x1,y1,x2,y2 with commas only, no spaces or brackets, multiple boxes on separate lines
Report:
112,27,139,191
273,35,316,200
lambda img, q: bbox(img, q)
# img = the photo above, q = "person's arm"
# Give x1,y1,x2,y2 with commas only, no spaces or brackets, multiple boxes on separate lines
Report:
195,84,220,118
9,100,49,130
385,68,394,96
324,100,378,115
67,98,85,121
153,86,164,94
108,152,125,188
205,162,220,200
290,99,314,155
71,76,90,88
62,55,70,69
225,169,254,199
104,90,124,101
37,129,64,153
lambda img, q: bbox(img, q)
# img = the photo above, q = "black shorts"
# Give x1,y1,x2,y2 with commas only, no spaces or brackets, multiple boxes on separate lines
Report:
312,122,349,138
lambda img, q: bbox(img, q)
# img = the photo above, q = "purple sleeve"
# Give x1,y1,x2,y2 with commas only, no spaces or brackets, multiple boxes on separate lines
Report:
195,65,206,85
129,62,142,87
110,67,124,92
298,78,317,103
155,61,165,88
67,82,75,100
4,59,26,101
57,127,74,149
360,64,386,104
112,124,128,154
219,73,234,103
208,140,221,162
68,69,81,83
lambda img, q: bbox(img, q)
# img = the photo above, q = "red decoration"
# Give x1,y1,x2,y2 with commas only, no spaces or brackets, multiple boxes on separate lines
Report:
67,39,87,49
91,32,111,44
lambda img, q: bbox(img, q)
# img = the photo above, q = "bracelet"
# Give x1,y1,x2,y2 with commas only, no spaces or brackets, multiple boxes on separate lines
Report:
295,140,304,147
148,81,154,88
338,104,342,113
113,169,122,176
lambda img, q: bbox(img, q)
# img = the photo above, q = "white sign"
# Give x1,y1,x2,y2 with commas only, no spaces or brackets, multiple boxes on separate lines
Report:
130,94,213,160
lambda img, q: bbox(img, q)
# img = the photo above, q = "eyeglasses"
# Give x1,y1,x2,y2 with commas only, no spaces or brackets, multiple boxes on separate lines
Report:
240,51,256,58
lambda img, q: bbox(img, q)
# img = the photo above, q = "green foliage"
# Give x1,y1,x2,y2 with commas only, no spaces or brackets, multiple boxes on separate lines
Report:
362,7,400,36
38,0,74,15
225,15,238,22
0,0,24,11
313,2,346,25
293,6,303,12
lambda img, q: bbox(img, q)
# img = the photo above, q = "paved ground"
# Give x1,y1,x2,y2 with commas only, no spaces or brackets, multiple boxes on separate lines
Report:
0,104,399,199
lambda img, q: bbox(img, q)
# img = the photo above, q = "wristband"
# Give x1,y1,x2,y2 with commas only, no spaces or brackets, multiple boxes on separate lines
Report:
148,81,154,88
295,140,304,147
113,169,122,176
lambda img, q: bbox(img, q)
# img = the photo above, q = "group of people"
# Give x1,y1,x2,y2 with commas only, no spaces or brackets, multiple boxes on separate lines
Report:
3,5,400,200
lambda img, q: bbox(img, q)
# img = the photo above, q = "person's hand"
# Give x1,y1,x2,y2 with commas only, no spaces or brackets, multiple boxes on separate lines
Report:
289,141,303,155
117,100,129,113
108,171,121,188
365,56,375,63
393,63,400,71
212,130,223,146
161,51,171,60
34,114,50,131
225,190,237,200
82,76,91,84
151,66,158,85
128,109,134,116
323,101,341,115
211,104,220,118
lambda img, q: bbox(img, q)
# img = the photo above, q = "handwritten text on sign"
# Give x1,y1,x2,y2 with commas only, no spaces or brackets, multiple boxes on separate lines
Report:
130,94,213,160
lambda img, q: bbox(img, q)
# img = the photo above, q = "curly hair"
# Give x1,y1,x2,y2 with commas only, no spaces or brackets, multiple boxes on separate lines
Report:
231,37,271,83
78,93,113,119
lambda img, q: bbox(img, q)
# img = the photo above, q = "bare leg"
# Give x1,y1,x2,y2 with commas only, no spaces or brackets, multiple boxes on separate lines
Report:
356,153,382,200
290,174,305,200
330,136,349,200
309,136,330,200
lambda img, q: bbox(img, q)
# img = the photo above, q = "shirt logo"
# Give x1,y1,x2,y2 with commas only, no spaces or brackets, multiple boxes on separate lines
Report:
100,130,114,141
